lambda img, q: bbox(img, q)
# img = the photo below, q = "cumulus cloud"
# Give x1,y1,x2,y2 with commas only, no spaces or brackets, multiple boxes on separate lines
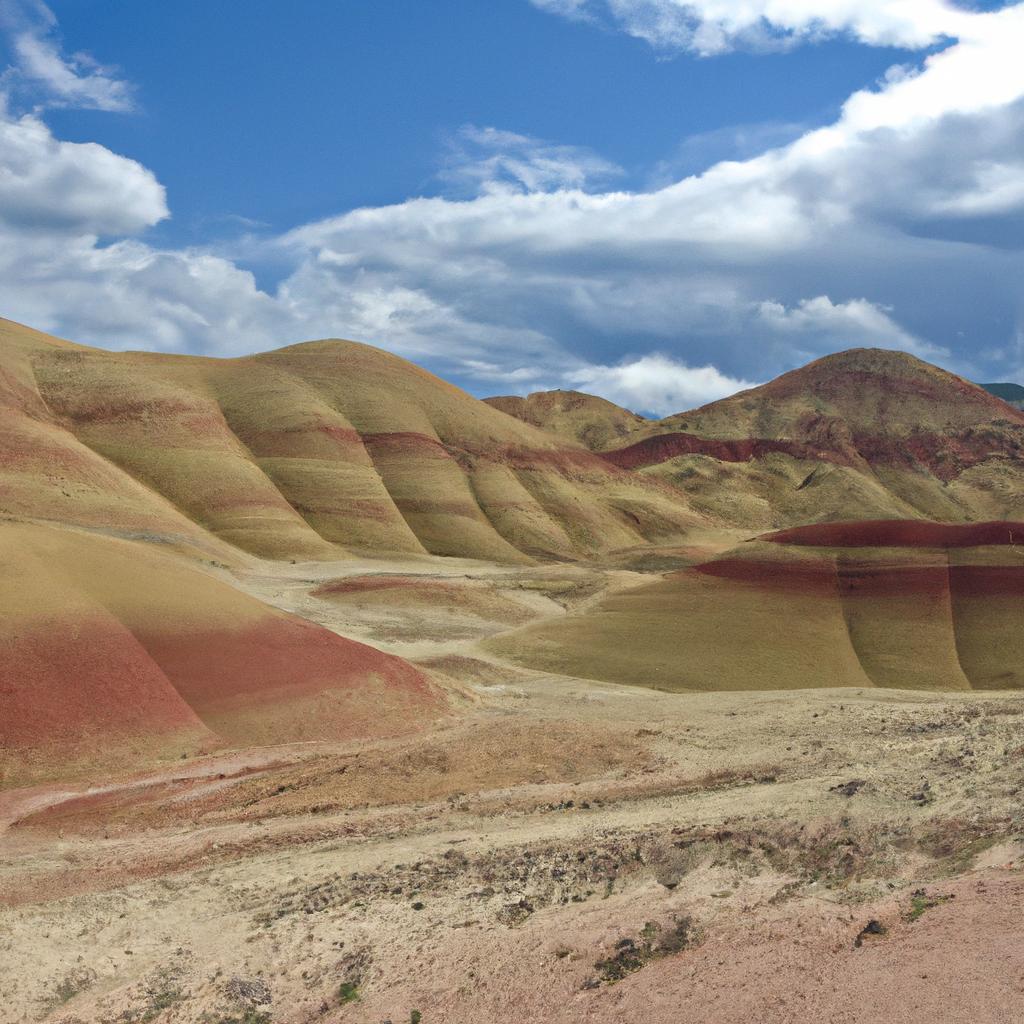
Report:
0,111,166,234
2,0,1024,413
757,296,948,360
566,354,757,414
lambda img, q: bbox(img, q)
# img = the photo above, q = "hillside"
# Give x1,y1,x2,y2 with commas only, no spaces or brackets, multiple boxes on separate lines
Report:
600,349,1024,528
484,389,646,451
0,522,442,786
486,519,1024,692
0,318,697,564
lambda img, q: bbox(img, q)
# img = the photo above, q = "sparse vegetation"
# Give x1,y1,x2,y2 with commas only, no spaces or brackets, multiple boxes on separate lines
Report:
41,968,96,1014
906,889,954,922
591,917,698,984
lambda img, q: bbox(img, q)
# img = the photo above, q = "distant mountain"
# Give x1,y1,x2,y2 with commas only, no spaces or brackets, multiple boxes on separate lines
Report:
599,349,1024,528
981,382,1024,410
485,389,646,451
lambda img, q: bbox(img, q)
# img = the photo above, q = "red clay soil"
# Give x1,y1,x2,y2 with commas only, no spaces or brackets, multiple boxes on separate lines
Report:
600,427,1023,480
313,575,442,597
764,520,1024,548
695,557,840,595
698,558,1024,599
2,605,440,773
0,615,209,749
138,615,436,716
758,358,1024,420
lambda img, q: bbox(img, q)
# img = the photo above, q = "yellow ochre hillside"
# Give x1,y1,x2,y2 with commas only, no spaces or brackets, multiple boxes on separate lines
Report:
0,318,698,563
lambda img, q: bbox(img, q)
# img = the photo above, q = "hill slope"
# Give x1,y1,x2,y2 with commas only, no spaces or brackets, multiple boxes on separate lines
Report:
0,522,441,786
601,349,1024,528
486,519,1024,693
484,390,646,451
0,318,697,563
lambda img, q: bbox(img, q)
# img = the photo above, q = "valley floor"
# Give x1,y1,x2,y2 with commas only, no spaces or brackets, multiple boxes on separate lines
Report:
2,550,1023,1024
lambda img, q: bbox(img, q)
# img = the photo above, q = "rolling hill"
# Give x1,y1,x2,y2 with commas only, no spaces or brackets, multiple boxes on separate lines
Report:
0,522,442,786
484,389,646,451
597,349,1024,528
486,519,1024,693
0,317,698,564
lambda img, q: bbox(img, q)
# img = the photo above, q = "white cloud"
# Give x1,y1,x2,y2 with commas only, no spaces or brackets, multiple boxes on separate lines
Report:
757,296,948,360
2,0,1024,416
0,111,166,234
566,354,756,414
440,124,623,196
1,1,134,111
532,0,972,55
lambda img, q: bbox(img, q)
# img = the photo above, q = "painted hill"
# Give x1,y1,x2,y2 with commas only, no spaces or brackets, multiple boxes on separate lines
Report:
600,349,1024,528
484,389,646,451
486,519,1024,693
0,318,697,564
981,382,1024,410
0,522,441,787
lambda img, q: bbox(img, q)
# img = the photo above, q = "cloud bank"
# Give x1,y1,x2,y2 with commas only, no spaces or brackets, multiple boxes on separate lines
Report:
1,0,1024,414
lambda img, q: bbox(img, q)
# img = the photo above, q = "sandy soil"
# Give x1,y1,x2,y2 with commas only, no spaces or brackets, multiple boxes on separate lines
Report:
2,550,1022,1024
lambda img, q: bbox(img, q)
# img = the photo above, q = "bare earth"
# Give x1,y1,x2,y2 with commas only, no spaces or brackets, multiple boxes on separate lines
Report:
2,552,1023,1024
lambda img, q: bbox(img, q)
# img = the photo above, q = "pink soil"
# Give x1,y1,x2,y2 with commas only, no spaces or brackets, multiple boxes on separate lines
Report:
313,576,449,597
566,874,1024,1024
0,614,206,749
1,612,438,757
138,615,437,715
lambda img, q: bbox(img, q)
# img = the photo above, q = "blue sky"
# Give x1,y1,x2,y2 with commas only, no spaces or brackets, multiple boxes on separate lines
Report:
38,2,911,244
1,0,1023,413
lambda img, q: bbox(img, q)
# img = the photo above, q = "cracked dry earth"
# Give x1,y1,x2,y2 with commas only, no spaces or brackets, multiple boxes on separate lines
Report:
2,556,1024,1024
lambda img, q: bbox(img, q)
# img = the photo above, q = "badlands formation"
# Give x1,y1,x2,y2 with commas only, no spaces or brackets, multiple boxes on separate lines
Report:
2,315,1024,1024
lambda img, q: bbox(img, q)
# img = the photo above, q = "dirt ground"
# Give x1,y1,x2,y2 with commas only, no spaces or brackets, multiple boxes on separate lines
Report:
2,549,1023,1024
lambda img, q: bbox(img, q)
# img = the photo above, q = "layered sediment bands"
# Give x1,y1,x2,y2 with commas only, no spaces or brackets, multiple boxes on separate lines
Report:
601,433,828,471
0,523,443,786
488,520,1024,693
0,318,697,563
602,427,1024,481
597,349,1024,526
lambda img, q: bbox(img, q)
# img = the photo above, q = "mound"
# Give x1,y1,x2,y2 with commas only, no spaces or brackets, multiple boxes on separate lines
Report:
601,349,1024,527
0,523,442,787
0,317,697,563
485,390,646,451
486,519,1024,693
